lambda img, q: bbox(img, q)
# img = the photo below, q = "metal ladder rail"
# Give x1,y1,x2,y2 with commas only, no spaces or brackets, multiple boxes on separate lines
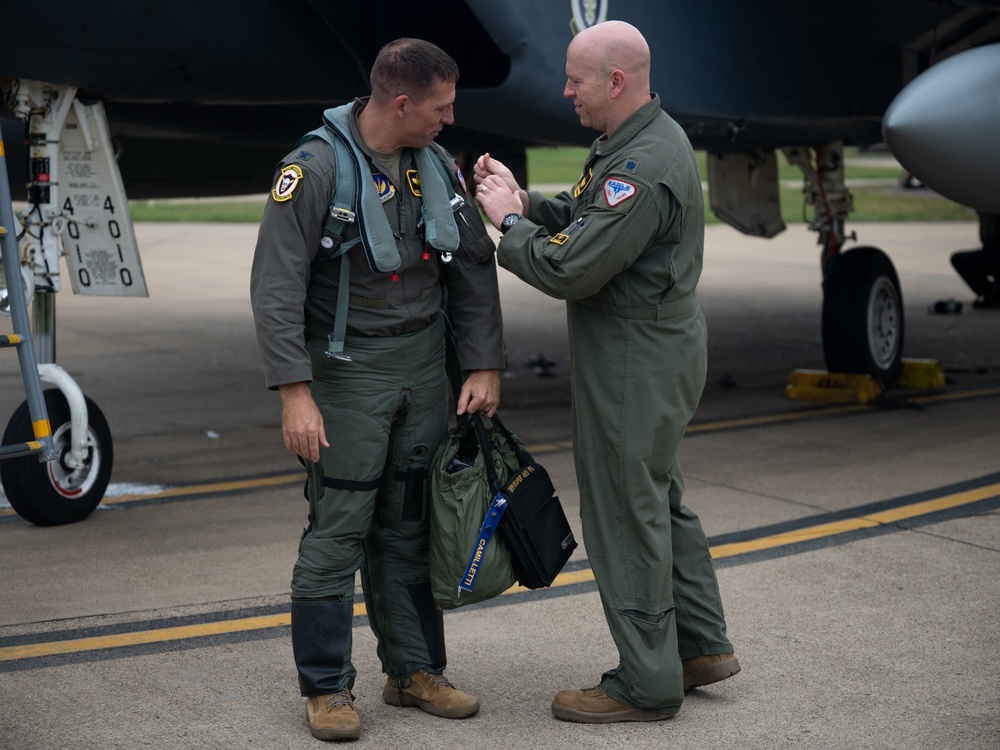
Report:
0,136,56,463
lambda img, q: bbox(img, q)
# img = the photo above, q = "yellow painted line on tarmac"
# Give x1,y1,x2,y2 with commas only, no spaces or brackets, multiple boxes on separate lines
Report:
4,385,999,520
3,479,996,665
0,576,604,663
99,473,304,505
0,473,307,518
0,614,292,662
685,404,865,433
709,482,1000,558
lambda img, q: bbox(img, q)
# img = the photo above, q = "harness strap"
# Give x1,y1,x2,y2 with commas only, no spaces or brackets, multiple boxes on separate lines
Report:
298,103,463,361
320,475,382,492
327,255,352,361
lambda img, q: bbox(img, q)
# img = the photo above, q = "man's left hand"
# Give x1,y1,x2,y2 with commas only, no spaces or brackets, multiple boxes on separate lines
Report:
456,369,501,417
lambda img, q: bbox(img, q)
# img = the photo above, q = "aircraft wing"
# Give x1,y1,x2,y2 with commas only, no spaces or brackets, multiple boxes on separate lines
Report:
0,0,999,526
2,0,997,198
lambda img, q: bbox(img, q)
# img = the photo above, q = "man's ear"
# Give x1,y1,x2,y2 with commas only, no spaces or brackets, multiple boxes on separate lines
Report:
393,94,410,119
609,69,625,98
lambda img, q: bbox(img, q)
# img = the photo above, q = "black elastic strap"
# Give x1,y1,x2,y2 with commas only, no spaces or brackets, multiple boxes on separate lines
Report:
393,469,428,482
321,475,382,492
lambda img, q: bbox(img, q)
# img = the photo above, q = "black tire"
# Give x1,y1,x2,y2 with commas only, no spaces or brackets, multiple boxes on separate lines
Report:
822,246,905,383
1,389,113,525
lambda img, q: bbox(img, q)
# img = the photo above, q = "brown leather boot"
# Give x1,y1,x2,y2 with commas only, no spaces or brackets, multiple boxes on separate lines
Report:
683,653,741,691
382,669,480,719
305,689,361,741
551,685,671,723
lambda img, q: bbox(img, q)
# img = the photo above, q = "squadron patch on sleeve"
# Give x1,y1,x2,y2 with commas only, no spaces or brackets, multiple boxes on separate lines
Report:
603,177,637,207
272,164,303,202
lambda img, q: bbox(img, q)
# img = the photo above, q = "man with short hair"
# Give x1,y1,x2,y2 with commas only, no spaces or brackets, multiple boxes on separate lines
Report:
251,38,503,740
475,20,738,723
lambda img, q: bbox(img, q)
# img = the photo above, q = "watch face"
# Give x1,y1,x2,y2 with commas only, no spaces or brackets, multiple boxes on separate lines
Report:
501,213,521,233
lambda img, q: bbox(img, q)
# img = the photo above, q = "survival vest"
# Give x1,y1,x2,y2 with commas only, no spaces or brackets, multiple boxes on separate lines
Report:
296,103,466,360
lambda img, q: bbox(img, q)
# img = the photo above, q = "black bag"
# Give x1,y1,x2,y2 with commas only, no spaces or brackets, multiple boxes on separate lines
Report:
495,457,577,589
468,414,577,589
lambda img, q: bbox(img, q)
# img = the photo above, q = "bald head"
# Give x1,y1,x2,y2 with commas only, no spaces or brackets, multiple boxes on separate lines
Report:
563,21,652,136
571,21,650,88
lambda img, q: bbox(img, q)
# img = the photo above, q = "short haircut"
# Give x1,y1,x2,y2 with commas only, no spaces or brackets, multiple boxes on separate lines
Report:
370,38,459,104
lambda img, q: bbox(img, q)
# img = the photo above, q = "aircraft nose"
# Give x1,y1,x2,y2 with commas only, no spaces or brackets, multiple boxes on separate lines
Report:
883,43,1000,215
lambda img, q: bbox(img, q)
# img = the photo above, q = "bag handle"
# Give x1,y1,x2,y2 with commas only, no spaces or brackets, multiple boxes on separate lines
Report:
443,313,531,487
470,413,501,494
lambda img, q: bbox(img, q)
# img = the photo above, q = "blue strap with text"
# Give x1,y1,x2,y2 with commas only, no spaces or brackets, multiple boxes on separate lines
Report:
458,492,509,595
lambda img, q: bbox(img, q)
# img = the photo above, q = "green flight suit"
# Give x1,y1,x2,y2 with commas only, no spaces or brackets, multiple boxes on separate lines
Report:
250,99,504,695
497,95,732,715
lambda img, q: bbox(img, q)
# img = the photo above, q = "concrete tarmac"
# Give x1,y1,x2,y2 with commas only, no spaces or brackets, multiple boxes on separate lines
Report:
0,221,998,749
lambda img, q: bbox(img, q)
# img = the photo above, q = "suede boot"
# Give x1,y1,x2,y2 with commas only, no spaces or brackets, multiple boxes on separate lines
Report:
682,652,741,691
383,669,479,718
305,689,360,741
551,685,671,723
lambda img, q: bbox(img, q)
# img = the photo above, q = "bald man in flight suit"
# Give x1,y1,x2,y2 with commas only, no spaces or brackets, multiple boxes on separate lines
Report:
474,20,739,723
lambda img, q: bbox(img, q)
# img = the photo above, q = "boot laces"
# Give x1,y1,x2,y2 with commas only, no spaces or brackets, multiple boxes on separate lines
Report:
323,689,353,711
423,671,454,690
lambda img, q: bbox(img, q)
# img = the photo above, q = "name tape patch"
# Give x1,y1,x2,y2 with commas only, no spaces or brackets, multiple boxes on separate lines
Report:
603,177,636,207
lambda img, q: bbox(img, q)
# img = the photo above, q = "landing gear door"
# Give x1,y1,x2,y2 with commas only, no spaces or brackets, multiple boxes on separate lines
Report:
59,99,147,297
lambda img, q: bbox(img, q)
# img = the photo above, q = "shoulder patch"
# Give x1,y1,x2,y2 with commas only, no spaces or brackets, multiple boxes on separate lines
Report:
603,177,637,207
372,173,395,203
272,164,304,202
622,157,640,173
455,164,468,195
406,169,422,197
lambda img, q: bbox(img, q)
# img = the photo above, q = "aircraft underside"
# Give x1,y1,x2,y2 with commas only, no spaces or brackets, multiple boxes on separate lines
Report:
0,0,998,524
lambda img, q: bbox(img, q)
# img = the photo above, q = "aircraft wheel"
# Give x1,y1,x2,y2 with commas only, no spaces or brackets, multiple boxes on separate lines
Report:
1,389,113,525
822,246,904,383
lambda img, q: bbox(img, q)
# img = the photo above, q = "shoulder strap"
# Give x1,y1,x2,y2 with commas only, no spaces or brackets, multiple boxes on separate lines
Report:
296,125,356,361
297,126,357,272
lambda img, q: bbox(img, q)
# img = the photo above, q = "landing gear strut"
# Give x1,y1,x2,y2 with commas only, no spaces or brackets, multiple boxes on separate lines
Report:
784,142,904,383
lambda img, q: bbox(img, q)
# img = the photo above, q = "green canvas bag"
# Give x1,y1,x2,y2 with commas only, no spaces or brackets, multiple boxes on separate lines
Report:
428,413,528,609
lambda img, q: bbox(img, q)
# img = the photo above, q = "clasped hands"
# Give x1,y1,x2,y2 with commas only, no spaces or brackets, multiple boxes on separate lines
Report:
473,153,530,229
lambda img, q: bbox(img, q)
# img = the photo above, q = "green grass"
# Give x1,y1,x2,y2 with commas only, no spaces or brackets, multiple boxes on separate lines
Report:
526,146,976,223
125,147,976,223
129,198,267,223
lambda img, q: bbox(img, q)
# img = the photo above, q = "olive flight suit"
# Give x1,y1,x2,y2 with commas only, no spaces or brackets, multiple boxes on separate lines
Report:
496,95,733,716
250,98,504,696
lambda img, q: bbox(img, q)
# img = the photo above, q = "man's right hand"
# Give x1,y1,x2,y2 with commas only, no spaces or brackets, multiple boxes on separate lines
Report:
279,382,329,462
473,153,530,214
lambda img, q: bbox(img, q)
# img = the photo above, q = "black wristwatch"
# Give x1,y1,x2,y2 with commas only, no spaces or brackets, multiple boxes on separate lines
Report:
500,213,522,234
